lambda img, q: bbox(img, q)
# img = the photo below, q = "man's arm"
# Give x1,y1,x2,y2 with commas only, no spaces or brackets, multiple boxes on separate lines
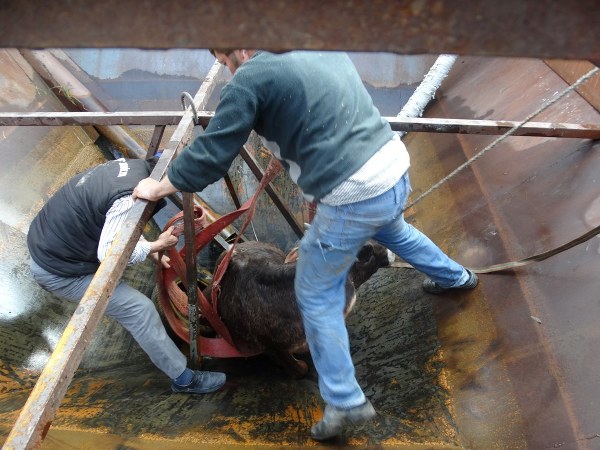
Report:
98,196,177,266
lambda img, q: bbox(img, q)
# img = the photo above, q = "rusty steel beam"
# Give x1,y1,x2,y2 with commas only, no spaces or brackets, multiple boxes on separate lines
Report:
1,111,599,139
183,191,201,368
147,125,167,157
0,111,187,126
0,0,599,60
385,117,600,139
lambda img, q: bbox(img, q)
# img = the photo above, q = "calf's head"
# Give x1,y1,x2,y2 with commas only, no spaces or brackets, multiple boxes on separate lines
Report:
349,242,395,289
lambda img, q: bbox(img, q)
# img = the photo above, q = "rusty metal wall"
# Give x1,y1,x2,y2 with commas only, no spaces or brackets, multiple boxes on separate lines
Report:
0,0,599,60
405,56,600,449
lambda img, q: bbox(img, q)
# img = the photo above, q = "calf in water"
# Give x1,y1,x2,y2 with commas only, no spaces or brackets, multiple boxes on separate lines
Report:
206,240,394,377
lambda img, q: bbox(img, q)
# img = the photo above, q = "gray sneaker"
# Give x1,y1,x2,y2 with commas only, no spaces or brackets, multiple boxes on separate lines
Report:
422,269,479,294
311,400,376,441
171,370,226,394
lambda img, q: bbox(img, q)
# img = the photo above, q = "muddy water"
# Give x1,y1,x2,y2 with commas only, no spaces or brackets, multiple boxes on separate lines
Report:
0,154,459,447
0,224,462,448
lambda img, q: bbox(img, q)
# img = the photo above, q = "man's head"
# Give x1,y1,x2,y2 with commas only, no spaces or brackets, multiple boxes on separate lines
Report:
210,48,256,75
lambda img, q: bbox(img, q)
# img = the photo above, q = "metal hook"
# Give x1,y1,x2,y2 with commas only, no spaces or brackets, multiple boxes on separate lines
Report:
181,91,199,126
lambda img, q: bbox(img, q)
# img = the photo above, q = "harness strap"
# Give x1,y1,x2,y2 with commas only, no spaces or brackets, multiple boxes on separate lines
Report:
162,206,230,340
211,159,283,312
163,158,283,346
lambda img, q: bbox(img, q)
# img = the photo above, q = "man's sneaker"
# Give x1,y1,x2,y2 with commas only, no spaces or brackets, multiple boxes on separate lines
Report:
171,370,226,394
422,269,479,294
311,400,376,441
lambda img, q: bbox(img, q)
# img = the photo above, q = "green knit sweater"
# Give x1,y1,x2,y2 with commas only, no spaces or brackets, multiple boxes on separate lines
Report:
168,51,394,202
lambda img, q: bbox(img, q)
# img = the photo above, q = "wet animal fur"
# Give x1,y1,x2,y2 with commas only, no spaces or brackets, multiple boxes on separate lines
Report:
206,240,393,376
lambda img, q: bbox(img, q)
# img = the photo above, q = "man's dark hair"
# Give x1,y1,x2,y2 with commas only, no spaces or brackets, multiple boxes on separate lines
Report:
209,48,236,57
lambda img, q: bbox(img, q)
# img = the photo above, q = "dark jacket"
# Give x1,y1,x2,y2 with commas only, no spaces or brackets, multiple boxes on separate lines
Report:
28,158,159,277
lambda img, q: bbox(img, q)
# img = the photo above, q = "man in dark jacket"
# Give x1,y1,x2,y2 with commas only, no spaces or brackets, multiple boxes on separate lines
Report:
133,50,477,439
28,157,225,394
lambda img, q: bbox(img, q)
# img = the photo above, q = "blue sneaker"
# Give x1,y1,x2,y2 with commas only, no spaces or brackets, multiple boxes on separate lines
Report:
171,370,226,394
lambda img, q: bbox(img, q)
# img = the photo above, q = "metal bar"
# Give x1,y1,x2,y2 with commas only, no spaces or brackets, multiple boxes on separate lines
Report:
147,125,166,157
1,112,598,139
386,117,600,139
239,146,304,239
180,96,202,371
183,192,200,369
0,110,189,126
223,174,242,210
0,0,598,60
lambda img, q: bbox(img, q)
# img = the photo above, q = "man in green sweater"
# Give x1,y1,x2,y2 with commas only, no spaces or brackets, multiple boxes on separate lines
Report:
133,49,477,440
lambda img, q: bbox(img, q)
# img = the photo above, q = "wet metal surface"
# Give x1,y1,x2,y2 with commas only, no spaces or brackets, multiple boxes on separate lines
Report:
406,57,600,449
2,49,600,448
0,224,461,448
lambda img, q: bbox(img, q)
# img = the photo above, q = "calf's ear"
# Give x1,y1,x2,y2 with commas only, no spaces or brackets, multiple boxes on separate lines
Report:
284,247,299,263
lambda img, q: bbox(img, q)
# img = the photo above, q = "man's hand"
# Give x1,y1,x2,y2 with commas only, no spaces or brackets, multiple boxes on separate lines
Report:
150,252,173,269
159,254,172,269
149,252,171,269
150,226,178,253
150,227,178,269
133,175,178,201
133,178,161,201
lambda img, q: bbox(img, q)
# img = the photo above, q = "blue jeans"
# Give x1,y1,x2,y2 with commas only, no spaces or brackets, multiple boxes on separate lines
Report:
295,172,465,408
30,259,187,379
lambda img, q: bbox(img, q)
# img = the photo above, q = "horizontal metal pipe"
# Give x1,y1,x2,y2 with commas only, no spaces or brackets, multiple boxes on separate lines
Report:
20,49,148,159
1,111,598,139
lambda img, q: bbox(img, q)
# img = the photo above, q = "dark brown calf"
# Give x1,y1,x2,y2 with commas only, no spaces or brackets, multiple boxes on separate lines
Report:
206,240,394,377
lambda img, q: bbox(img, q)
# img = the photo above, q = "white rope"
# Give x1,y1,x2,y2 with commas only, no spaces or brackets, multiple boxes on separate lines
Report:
404,66,600,212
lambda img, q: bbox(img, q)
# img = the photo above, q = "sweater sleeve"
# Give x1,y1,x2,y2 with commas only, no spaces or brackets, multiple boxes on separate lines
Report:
168,82,258,193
